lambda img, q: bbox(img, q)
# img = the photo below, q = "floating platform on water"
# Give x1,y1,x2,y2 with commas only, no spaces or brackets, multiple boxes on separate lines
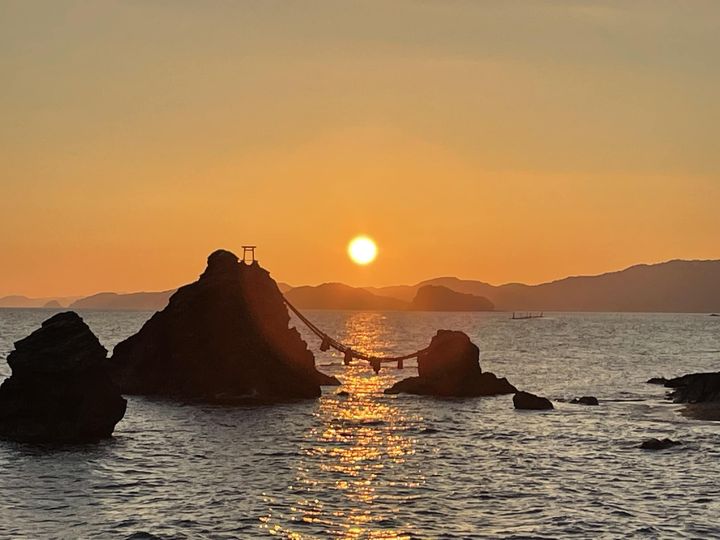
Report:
511,312,544,320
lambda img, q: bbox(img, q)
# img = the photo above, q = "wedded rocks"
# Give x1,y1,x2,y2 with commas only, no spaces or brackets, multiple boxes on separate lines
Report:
384,330,516,397
640,438,681,450
513,391,553,410
110,249,338,403
0,312,126,443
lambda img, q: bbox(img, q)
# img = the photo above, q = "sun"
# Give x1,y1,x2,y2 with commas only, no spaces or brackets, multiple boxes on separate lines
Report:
348,235,378,265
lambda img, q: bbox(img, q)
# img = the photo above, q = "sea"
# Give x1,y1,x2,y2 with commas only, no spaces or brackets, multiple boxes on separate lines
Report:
0,309,719,539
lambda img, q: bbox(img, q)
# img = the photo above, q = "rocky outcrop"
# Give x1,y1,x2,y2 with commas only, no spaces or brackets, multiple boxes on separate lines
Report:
640,438,681,450
0,312,126,443
570,396,599,406
647,372,720,404
513,391,553,410
384,330,515,397
110,250,338,403
409,285,494,312
666,372,720,404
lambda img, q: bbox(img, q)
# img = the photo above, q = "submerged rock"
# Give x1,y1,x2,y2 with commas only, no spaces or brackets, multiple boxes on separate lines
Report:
640,438,681,451
513,391,554,410
110,249,338,403
0,312,126,443
384,330,516,397
570,396,599,406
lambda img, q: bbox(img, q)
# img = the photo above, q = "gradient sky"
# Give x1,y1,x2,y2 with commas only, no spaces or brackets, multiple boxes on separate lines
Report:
2,1,719,297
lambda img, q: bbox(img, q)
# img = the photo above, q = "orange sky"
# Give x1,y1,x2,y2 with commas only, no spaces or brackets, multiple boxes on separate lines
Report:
1,1,719,297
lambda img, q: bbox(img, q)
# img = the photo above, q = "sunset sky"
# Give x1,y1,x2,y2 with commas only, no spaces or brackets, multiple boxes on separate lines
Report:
2,1,719,297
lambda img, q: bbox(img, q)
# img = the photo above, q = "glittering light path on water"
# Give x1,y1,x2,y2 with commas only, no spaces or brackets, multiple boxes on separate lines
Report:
262,313,424,539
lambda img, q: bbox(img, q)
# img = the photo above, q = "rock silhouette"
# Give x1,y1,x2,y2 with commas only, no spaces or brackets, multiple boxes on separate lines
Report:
640,438,681,450
384,330,516,397
570,396,599,406
0,312,126,443
513,391,554,410
665,372,720,404
110,250,338,403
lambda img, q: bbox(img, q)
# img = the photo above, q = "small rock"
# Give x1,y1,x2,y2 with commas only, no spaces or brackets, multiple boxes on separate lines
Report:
336,390,350,397
513,391,553,410
647,377,669,385
384,330,516,397
640,438,681,450
570,396,599,406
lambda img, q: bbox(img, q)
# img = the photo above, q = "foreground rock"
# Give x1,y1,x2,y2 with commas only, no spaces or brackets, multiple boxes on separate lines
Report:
640,438,681,450
0,312,126,443
111,250,338,403
513,391,554,410
570,396,599,406
384,330,516,397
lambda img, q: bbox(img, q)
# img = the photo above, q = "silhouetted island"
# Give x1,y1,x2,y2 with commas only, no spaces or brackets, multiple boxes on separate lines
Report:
384,330,515,397
0,312,126,443
42,300,63,309
110,250,339,403
409,285,494,312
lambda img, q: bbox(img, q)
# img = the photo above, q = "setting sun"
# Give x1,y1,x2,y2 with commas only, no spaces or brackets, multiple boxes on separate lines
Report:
348,236,378,266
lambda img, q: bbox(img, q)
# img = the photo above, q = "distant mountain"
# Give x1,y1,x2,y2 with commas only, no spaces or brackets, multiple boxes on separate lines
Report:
277,282,293,293
70,290,175,311
6,258,720,313
389,259,720,313
0,295,78,308
364,284,417,303
410,285,494,312
284,283,408,311
42,300,63,309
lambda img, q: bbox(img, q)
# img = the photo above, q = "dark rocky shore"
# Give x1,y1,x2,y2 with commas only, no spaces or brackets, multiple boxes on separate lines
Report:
0,312,126,443
385,330,516,397
110,249,338,403
648,372,720,420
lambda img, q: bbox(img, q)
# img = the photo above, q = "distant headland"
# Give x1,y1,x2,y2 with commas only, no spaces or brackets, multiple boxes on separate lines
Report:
2,259,720,313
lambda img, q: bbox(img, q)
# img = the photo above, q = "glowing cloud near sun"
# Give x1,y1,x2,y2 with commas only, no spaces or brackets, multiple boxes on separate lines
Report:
348,236,378,265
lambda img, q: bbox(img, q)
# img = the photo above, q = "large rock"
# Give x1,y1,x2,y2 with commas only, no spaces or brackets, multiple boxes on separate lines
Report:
513,391,554,410
110,250,338,403
0,312,126,443
384,330,516,397
664,372,720,403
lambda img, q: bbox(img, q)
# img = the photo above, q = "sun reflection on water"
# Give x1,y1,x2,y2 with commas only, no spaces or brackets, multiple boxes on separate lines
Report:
261,313,424,539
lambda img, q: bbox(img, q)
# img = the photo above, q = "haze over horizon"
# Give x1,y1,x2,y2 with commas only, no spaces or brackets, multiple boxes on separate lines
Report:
2,1,719,297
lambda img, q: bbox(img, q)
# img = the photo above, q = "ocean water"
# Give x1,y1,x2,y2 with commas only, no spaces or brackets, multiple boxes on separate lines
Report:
0,309,719,539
